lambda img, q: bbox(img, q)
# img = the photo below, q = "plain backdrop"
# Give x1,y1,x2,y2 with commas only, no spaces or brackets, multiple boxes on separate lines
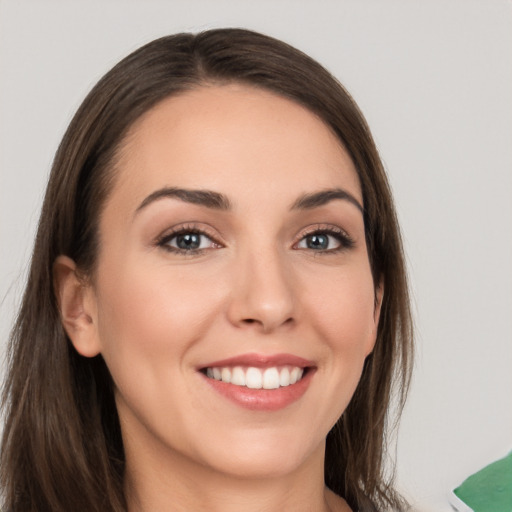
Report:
1,1,511,510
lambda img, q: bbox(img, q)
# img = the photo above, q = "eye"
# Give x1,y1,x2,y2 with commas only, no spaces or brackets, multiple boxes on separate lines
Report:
295,227,354,253
298,233,337,250
157,228,220,254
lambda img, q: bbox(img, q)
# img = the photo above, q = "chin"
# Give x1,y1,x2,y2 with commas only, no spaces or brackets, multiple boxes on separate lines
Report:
194,429,325,481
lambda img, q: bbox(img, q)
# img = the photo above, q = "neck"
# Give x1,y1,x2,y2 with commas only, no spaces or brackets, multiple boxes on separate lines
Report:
124,440,349,512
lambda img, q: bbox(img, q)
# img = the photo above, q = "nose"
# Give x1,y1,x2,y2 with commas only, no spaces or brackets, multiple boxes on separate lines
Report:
226,248,296,334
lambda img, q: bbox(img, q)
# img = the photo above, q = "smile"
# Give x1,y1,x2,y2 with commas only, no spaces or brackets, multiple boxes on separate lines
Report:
199,353,315,411
205,365,305,389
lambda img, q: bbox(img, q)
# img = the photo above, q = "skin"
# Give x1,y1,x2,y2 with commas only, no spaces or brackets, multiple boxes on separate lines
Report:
55,84,382,512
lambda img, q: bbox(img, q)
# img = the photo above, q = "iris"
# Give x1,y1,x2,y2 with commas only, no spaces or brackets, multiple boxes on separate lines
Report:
176,233,201,250
306,234,329,250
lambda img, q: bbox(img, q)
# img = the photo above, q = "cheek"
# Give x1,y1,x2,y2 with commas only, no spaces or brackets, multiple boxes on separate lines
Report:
301,263,377,411
307,267,377,352
93,257,224,382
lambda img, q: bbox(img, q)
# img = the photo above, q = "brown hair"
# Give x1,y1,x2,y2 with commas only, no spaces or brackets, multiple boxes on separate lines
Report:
1,28,413,512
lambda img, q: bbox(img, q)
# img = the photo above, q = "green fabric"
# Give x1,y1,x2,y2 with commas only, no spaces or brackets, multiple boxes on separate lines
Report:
453,451,512,512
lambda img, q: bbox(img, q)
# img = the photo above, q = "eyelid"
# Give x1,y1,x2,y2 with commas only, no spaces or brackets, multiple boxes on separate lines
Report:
155,222,224,253
292,223,355,251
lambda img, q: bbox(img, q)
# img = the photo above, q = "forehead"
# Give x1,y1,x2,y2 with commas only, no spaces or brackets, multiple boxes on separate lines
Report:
112,84,361,209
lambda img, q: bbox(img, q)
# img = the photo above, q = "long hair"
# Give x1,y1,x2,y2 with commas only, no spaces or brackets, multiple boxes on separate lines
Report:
1,28,413,512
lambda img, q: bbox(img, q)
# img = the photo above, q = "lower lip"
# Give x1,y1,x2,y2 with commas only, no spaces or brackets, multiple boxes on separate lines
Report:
201,369,314,411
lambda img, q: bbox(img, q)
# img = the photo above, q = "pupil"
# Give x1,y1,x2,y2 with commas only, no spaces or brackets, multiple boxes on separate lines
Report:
307,234,328,250
177,233,200,250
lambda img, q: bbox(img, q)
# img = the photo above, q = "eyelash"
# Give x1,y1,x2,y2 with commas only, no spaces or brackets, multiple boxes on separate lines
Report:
156,224,355,255
293,225,355,254
156,224,221,255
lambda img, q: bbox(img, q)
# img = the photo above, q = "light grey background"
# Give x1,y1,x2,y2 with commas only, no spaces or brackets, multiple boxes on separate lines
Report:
1,1,511,510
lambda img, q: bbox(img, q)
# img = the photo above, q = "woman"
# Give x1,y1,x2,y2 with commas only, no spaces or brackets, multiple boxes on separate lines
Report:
1,28,413,512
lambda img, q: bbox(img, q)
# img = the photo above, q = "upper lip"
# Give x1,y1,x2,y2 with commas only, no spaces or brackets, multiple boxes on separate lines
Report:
199,353,315,370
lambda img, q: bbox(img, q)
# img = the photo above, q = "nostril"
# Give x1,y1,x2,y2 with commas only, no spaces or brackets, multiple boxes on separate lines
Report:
240,316,294,330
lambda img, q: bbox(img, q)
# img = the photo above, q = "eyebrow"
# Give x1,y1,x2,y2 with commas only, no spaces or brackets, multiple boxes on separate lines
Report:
135,186,363,216
135,187,232,214
291,188,364,213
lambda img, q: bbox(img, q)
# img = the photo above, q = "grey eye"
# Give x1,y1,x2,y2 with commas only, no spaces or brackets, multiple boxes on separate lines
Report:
175,233,202,250
297,233,341,251
306,234,329,250
166,232,215,251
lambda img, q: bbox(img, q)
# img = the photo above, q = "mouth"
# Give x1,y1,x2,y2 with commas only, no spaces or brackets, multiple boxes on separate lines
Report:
201,365,307,389
198,353,315,411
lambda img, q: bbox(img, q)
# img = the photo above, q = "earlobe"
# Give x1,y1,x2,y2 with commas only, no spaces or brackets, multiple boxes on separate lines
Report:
53,255,101,357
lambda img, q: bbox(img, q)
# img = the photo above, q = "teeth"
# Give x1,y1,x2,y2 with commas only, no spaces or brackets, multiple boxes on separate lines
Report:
262,368,279,389
205,365,305,389
221,367,231,383
290,367,302,385
246,367,263,389
279,367,290,387
231,366,245,386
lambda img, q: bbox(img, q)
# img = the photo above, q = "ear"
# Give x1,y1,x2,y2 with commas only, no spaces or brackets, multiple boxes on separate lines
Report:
365,279,384,356
53,255,101,357
374,279,384,326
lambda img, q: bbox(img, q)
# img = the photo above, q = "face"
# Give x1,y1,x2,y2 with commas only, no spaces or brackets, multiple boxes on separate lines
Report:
72,85,380,480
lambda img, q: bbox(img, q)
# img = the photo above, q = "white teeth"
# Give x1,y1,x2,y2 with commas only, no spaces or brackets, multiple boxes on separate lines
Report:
262,368,280,389
246,367,263,389
221,367,231,383
289,367,300,385
205,365,305,389
279,367,290,387
231,366,246,386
